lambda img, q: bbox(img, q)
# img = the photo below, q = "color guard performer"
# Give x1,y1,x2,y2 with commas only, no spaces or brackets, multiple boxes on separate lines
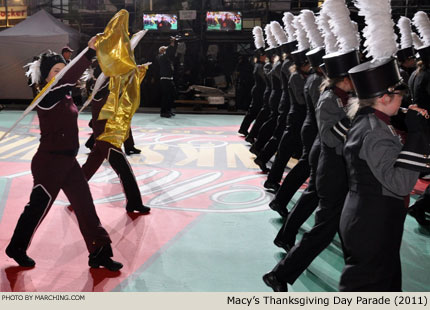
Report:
5,36,122,271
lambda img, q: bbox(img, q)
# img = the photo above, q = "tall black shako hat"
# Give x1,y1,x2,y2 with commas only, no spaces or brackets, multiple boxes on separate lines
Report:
306,47,325,68
396,46,415,63
348,57,407,99
281,40,297,54
323,50,360,79
291,49,310,67
40,51,66,82
417,45,430,65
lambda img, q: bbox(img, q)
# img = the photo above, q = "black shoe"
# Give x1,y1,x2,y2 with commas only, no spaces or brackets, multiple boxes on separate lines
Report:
245,136,255,144
88,245,123,271
274,235,295,252
264,180,280,192
262,272,288,292
238,128,248,136
249,145,260,156
160,113,172,118
269,200,288,217
408,204,430,226
125,146,141,155
5,246,35,267
254,157,269,173
126,204,151,214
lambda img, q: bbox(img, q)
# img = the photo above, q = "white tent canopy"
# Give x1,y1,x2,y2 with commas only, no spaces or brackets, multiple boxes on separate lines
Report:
0,9,81,99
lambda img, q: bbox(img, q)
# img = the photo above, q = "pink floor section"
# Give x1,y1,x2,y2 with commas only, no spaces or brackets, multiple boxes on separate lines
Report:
0,172,201,292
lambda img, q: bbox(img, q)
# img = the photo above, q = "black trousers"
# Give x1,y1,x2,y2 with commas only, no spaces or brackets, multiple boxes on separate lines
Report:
410,184,430,210
238,88,264,134
265,106,306,184
247,87,271,140
274,138,321,246
273,145,348,284
160,79,175,114
273,117,318,207
82,140,143,208
340,193,406,291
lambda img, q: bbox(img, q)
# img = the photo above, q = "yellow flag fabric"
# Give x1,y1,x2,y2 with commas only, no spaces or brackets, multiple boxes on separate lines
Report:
95,9,147,148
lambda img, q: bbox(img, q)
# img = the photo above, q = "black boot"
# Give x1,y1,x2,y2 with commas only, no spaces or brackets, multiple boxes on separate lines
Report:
408,204,430,226
5,245,35,267
264,180,280,192
88,245,123,271
262,272,288,292
125,146,141,156
269,200,288,217
254,157,269,173
126,203,151,214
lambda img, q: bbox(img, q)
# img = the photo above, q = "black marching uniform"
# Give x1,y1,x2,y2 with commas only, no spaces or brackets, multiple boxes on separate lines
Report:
253,57,294,169
251,57,283,153
246,61,272,143
267,85,351,286
407,52,430,224
271,70,323,212
340,107,429,291
263,69,307,186
238,60,267,135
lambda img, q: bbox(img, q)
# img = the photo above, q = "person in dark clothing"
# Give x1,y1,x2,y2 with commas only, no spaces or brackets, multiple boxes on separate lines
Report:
257,48,311,188
5,37,122,271
81,63,151,215
245,49,273,144
235,55,254,111
157,38,177,118
238,45,267,136
269,47,325,219
249,46,283,158
251,40,297,161
263,49,359,292
220,14,236,31
390,46,416,132
157,16,171,31
406,44,430,225
340,57,430,291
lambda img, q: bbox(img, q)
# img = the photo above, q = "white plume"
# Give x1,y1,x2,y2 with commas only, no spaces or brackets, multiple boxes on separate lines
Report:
350,21,361,47
130,30,148,50
24,58,42,85
80,66,95,85
294,15,310,50
265,24,278,49
252,26,265,49
300,10,324,49
412,32,424,49
282,12,297,42
413,11,430,46
397,17,413,49
323,0,360,52
270,21,289,45
317,12,338,54
354,0,397,60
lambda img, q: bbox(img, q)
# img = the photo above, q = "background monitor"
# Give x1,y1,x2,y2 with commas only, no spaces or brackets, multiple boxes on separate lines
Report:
206,11,242,31
143,13,178,31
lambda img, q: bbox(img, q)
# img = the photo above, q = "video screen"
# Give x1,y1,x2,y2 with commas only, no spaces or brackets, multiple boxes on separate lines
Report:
206,11,242,31
143,13,178,31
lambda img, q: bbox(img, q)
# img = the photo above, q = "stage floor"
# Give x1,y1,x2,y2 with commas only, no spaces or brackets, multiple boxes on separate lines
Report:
0,111,429,292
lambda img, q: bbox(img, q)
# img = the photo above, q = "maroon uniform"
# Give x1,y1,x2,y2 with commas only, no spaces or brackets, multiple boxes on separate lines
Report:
6,49,120,270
